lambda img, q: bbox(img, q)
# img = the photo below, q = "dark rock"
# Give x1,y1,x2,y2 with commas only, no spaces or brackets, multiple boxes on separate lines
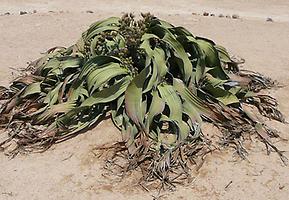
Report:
232,14,239,19
4,12,10,15
225,15,231,18
19,11,28,15
266,17,273,22
218,14,224,18
86,10,94,14
210,13,215,17
33,10,37,14
203,12,209,16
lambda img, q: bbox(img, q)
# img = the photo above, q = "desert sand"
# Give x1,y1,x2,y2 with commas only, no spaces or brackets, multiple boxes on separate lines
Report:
0,0,289,200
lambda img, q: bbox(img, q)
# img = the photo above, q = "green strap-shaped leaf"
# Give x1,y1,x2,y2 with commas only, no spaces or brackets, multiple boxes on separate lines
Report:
215,45,232,63
42,58,61,73
195,38,228,80
157,83,182,120
204,74,240,105
86,17,120,36
81,76,131,107
140,35,166,93
140,34,157,58
79,55,121,79
173,78,210,116
153,47,167,79
86,62,128,93
145,90,165,132
143,62,157,93
60,57,83,70
169,27,193,37
89,35,102,56
151,24,192,83
143,47,168,93
84,16,120,42
121,112,139,153
185,36,206,83
182,101,202,124
158,20,173,28
86,26,119,42
21,82,41,98
205,74,227,87
44,82,63,105
125,67,150,128
111,109,123,130
68,84,88,102
163,32,192,83
157,83,190,140
57,106,103,138
205,83,240,105
195,38,219,68
36,102,75,123
159,114,190,142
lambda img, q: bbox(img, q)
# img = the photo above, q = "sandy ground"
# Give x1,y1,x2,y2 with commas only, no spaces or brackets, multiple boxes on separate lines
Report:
0,1,289,200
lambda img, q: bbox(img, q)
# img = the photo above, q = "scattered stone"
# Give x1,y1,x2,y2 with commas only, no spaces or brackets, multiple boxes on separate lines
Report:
218,14,224,18
225,15,231,18
191,12,198,15
86,10,94,14
266,17,273,22
232,14,240,19
279,185,285,190
4,12,11,15
33,10,37,14
203,12,209,16
19,11,28,15
210,13,215,17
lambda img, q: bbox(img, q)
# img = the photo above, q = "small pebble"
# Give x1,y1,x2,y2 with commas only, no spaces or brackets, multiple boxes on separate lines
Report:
4,12,10,15
218,14,224,18
279,183,285,190
266,17,273,22
33,10,37,14
19,11,28,15
191,12,198,15
225,15,231,18
210,13,215,17
232,14,239,19
203,12,209,16
86,10,94,13
279,185,285,190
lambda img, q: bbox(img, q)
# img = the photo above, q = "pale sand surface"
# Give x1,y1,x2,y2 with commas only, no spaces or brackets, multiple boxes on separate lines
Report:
0,1,289,200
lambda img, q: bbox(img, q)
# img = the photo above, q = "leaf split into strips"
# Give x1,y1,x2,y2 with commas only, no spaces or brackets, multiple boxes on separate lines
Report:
0,13,287,189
